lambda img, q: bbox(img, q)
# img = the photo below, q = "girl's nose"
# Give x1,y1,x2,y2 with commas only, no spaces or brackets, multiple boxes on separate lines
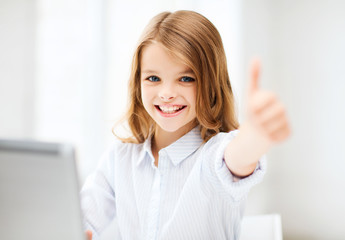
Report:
159,85,176,101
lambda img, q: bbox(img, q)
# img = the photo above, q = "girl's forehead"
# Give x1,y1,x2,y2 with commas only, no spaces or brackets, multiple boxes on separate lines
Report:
140,42,193,75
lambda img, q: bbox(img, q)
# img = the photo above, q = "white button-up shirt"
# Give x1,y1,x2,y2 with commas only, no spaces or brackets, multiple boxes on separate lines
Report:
80,127,266,240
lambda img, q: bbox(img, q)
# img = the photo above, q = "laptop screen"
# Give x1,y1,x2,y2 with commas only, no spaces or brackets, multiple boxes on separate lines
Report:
0,139,86,240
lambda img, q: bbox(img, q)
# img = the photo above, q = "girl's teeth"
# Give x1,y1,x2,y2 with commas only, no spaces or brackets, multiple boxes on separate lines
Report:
159,106,183,113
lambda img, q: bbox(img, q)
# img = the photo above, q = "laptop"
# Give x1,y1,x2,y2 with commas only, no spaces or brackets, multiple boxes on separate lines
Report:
0,139,86,240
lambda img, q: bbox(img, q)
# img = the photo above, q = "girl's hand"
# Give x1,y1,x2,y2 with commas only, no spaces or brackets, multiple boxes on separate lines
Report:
245,59,291,147
86,230,93,240
224,59,291,177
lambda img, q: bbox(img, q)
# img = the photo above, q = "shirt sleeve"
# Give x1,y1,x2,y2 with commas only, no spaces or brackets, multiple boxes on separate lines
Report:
201,130,267,203
80,141,118,238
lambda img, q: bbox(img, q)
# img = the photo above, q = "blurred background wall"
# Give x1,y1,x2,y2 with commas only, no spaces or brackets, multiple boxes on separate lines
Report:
1,0,344,239
0,0,36,138
242,1,345,240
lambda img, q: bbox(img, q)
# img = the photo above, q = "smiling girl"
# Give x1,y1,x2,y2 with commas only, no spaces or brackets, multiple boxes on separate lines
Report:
81,10,290,240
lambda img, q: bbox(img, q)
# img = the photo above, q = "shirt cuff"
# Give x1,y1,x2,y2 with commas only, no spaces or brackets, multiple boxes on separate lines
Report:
202,131,267,203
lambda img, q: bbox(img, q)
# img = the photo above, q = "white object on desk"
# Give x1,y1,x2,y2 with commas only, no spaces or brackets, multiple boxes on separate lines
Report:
240,214,283,240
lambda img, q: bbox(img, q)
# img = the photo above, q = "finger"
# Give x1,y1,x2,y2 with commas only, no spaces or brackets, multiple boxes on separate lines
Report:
264,116,289,136
257,102,286,125
269,122,291,142
250,91,277,114
248,58,261,95
86,230,93,240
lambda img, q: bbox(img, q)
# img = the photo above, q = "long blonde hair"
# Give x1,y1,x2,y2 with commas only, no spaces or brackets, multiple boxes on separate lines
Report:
113,10,239,143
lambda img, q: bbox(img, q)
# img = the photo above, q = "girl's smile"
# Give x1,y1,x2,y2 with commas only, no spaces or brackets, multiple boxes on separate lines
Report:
155,104,187,116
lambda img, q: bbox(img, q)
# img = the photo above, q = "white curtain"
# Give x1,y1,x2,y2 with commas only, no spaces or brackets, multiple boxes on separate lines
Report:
35,0,108,181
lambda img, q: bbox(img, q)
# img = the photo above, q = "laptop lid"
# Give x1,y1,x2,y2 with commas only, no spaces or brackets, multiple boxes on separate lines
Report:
0,139,86,240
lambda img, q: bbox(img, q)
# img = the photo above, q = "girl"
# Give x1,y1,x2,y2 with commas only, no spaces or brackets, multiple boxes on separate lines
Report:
81,10,290,240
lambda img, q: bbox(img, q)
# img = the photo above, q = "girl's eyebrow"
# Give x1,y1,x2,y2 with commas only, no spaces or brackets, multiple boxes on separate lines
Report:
141,69,194,75
178,70,194,75
141,70,158,74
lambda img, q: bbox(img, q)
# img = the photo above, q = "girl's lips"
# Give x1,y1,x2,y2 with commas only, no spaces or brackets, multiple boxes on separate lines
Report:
154,105,187,117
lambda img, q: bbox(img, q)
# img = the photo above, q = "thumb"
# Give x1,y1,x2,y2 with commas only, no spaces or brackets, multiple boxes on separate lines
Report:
248,58,261,96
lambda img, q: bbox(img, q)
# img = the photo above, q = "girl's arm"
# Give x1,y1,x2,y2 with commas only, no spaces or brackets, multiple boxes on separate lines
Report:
224,60,291,177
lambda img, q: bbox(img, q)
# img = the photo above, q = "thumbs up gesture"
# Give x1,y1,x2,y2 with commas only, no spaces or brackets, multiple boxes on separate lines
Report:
224,59,291,177
224,60,290,178
245,59,291,148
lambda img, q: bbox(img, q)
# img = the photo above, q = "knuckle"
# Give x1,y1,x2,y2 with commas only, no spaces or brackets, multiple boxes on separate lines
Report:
266,91,277,101
277,103,285,114
249,102,260,113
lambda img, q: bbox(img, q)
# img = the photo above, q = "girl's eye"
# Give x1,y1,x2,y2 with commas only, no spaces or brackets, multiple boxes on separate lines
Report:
180,76,195,82
147,76,160,82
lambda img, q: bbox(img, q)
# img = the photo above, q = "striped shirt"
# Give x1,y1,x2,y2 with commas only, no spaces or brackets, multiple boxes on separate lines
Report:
80,126,266,240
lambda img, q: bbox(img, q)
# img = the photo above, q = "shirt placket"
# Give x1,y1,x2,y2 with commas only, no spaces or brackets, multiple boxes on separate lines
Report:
146,151,167,240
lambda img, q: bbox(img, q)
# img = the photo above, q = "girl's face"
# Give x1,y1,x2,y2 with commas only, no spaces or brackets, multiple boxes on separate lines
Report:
140,42,197,136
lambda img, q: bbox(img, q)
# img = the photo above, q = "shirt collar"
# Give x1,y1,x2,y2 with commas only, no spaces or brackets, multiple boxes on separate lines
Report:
138,126,203,167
